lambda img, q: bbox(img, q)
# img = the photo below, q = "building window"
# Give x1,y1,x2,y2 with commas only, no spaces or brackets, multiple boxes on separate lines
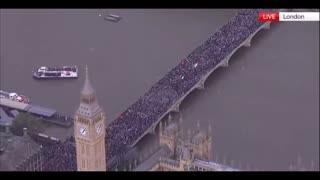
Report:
86,146,89,156
81,144,85,154
82,98,90,104
82,160,85,169
78,117,89,124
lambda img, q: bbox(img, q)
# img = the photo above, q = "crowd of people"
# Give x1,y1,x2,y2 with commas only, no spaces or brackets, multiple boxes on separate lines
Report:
105,9,269,161
41,142,77,171
23,133,76,171
31,9,271,171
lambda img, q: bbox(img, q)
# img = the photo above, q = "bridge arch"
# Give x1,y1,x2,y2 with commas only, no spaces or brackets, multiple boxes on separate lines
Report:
219,22,272,69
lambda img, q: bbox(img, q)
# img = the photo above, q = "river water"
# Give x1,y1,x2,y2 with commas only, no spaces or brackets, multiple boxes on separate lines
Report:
0,9,318,171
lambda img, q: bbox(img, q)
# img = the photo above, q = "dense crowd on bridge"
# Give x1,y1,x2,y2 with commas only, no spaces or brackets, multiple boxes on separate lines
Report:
105,9,270,160
28,9,272,171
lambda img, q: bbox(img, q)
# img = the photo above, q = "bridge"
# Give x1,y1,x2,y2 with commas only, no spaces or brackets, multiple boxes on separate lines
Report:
125,9,292,147
103,10,290,163
0,91,73,127
129,22,272,147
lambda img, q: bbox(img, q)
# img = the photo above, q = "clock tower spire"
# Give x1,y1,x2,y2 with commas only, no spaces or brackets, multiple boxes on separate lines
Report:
74,65,106,171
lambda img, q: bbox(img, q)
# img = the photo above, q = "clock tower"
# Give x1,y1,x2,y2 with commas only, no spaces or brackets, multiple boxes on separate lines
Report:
74,66,106,171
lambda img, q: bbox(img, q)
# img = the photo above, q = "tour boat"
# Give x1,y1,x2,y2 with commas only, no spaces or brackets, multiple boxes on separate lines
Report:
33,66,78,79
104,14,121,22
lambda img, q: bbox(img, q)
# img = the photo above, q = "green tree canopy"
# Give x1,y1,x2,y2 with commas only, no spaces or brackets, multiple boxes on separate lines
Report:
10,112,45,136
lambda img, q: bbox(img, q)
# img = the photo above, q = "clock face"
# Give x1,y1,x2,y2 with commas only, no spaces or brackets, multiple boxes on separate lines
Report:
79,127,87,136
96,124,102,134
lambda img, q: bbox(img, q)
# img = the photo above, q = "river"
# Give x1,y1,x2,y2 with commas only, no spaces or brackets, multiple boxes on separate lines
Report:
0,9,318,171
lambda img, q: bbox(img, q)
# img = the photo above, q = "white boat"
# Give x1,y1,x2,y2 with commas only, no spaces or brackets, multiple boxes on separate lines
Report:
33,66,78,79
104,16,119,22
109,14,121,19
104,14,122,22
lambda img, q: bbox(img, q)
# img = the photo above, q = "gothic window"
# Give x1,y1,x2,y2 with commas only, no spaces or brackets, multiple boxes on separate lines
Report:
94,116,101,123
86,146,89,156
78,117,89,125
82,160,85,169
98,142,101,153
81,144,85,154
82,98,90,104
89,97,96,103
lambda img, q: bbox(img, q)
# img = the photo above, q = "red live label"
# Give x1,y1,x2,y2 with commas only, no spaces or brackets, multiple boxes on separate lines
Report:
259,12,279,22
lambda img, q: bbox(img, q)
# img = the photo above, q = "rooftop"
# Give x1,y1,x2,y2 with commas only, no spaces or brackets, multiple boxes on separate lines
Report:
193,159,240,171
25,105,56,117
0,128,41,171
81,65,95,96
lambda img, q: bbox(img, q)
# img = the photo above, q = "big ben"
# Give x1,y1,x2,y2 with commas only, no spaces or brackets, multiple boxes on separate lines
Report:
74,66,106,171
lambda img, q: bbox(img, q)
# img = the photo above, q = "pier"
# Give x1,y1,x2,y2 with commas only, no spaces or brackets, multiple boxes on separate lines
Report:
0,90,73,127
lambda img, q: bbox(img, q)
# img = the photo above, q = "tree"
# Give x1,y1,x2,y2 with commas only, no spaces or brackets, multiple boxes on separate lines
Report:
10,112,45,136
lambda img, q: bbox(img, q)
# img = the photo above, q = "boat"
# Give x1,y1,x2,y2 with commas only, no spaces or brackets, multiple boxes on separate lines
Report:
33,66,78,79
104,16,119,22
104,14,121,22
109,14,121,19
